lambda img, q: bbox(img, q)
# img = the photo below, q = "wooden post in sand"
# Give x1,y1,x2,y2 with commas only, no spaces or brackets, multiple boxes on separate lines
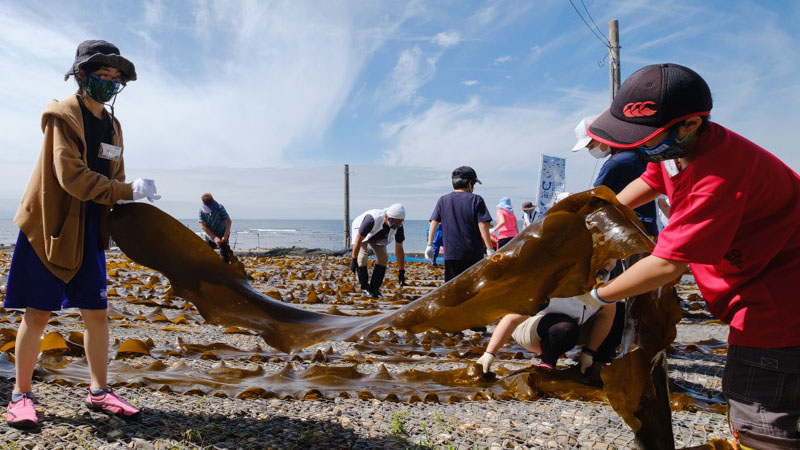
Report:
344,164,350,249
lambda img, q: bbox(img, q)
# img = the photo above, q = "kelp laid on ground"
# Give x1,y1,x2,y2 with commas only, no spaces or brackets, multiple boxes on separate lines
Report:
105,187,694,448
108,187,652,354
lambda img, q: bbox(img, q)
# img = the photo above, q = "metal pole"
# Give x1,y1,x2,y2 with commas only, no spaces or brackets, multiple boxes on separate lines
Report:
609,19,621,101
344,164,350,249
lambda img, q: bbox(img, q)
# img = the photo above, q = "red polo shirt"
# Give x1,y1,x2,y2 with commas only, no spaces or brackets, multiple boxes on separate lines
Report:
640,122,800,348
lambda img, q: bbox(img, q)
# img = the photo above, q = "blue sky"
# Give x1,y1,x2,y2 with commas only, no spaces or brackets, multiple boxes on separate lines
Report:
1,0,799,219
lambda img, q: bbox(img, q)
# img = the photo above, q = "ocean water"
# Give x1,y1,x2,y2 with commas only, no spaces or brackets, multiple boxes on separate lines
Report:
0,218,527,253
0,219,438,253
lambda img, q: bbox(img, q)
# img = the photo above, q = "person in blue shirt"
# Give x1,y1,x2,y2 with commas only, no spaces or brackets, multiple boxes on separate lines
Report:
425,166,494,282
572,116,659,239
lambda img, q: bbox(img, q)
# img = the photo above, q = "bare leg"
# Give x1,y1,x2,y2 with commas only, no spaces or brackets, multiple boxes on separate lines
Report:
13,307,52,394
585,303,616,352
485,314,528,354
81,309,109,390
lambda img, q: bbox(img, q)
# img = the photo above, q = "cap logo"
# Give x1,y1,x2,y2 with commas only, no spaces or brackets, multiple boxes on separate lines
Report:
623,101,657,118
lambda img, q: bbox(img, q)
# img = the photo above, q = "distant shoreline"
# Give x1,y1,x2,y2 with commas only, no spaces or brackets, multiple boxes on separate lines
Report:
0,245,427,260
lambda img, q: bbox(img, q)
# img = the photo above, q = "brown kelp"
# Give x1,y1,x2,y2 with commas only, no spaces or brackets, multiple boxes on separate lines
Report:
109,186,652,354
109,186,685,449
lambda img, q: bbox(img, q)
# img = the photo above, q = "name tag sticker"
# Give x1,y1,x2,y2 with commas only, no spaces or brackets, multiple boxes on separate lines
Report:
664,159,680,177
99,143,122,161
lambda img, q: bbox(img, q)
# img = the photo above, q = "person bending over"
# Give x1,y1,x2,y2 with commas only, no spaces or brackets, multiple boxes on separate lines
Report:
477,264,621,374
349,204,406,298
199,193,233,263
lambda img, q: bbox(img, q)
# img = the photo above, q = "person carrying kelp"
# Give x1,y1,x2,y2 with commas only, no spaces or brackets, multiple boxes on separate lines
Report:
578,63,800,449
349,204,406,298
4,40,158,429
199,193,233,263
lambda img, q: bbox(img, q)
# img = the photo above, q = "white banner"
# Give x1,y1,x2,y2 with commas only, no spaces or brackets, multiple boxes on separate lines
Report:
536,154,566,214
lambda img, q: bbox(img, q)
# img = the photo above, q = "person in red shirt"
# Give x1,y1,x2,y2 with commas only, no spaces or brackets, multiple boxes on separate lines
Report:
579,63,800,449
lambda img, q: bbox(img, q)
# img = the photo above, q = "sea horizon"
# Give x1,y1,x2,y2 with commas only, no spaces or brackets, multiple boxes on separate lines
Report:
0,218,525,253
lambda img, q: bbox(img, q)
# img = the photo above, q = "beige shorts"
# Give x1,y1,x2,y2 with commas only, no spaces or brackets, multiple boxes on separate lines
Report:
511,313,545,354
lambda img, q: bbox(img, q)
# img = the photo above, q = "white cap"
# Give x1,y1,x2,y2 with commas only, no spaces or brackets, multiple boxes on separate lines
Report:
570,115,599,152
386,203,406,220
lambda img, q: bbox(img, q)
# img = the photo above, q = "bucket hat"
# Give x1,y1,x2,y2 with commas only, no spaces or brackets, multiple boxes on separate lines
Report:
65,40,137,82
496,197,513,211
570,115,598,151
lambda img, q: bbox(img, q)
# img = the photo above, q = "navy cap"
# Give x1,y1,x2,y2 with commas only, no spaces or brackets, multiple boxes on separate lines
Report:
452,166,481,184
588,63,712,148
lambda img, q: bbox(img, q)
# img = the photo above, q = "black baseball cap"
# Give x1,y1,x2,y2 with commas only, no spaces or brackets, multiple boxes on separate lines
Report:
452,166,481,184
64,40,137,83
588,63,712,148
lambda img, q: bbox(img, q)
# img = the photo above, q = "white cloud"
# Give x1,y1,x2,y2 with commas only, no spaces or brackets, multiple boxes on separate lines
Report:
374,46,438,110
432,30,461,48
0,2,410,171
143,0,164,26
469,0,536,30
2,0,799,224
529,45,543,60
379,92,609,199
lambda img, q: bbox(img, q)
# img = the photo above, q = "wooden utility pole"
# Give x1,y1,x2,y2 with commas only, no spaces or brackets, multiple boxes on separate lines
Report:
608,19,621,101
344,164,350,249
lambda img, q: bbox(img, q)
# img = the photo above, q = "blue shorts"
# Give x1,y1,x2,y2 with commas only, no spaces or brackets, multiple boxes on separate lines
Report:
4,203,107,311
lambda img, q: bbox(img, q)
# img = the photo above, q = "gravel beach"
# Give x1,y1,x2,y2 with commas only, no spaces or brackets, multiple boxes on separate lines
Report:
0,252,731,449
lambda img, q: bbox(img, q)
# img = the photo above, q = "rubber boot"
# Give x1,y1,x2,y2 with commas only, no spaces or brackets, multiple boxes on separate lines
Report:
368,265,386,298
357,266,370,291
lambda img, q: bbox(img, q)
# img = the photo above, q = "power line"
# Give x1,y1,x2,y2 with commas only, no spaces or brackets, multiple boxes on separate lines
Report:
580,0,609,45
567,0,610,48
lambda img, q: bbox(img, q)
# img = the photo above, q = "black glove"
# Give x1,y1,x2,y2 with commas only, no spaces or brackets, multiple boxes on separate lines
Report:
398,269,406,286
349,257,358,273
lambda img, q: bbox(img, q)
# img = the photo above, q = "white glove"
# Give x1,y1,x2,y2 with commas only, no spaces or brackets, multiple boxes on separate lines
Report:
485,248,495,258
575,284,613,309
477,352,495,374
132,178,161,202
424,245,435,262
578,348,594,374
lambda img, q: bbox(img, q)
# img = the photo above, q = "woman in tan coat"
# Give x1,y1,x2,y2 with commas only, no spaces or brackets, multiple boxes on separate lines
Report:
4,40,160,429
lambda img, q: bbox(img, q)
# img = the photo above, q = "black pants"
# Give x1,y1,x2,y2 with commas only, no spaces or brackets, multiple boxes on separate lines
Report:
723,345,800,446
536,302,625,366
207,239,231,263
444,256,483,282
497,237,513,249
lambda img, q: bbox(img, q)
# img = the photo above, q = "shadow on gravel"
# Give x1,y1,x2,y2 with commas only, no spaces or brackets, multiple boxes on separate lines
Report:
0,377,420,449
46,411,414,449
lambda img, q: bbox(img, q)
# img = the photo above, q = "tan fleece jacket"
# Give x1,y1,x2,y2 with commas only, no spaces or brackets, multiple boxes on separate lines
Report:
14,94,135,282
